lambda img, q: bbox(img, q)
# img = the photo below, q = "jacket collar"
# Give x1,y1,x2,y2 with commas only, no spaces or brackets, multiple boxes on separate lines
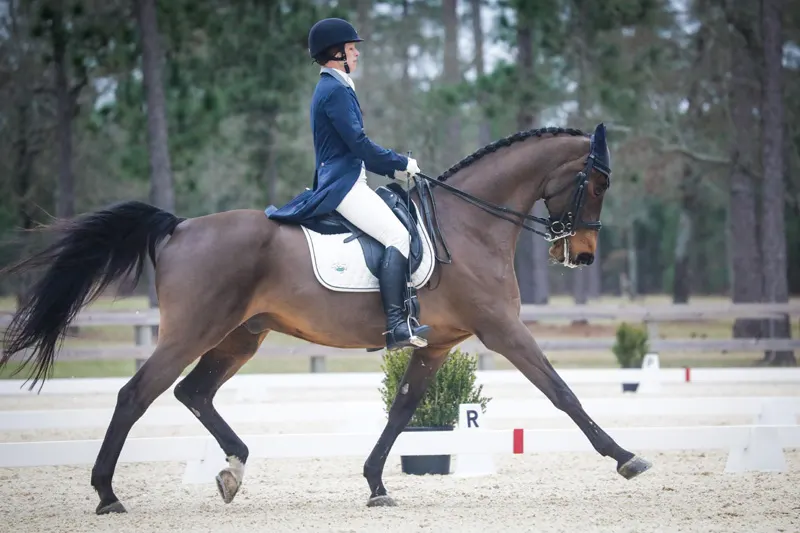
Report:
320,66,356,92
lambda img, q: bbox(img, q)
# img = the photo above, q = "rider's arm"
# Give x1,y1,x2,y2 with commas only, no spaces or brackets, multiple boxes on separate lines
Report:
324,86,408,178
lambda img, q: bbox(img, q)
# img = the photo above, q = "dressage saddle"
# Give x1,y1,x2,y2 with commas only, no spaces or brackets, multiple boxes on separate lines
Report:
264,182,425,279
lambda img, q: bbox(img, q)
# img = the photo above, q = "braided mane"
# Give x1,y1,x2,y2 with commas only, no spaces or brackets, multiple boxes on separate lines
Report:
436,126,588,182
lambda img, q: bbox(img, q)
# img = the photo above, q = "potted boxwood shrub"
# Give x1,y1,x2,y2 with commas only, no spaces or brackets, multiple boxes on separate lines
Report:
379,347,491,476
612,322,650,392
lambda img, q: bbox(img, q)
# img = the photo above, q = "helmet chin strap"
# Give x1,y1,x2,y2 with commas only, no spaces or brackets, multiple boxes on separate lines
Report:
331,45,350,74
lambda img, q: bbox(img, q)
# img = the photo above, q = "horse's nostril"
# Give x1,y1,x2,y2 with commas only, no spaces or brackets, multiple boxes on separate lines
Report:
576,253,594,265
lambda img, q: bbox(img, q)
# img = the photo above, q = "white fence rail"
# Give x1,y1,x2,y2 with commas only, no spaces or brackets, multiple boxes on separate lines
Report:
2,367,800,397
1,425,798,474
2,396,797,432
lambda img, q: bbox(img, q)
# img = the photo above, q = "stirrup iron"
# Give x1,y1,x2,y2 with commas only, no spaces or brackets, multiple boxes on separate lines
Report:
405,315,428,348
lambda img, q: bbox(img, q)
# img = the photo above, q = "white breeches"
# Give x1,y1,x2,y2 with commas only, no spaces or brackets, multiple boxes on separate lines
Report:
335,169,410,258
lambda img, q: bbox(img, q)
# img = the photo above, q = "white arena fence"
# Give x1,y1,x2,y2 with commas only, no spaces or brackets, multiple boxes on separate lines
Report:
2,366,800,399
0,404,798,480
1,396,798,432
1,355,798,480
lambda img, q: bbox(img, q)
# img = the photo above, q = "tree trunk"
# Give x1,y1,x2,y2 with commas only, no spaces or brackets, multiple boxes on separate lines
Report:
673,163,697,304
138,0,175,215
587,239,601,299
758,0,794,366
513,13,548,305
572,266,588,323
626,222,639,300
570,0,594,313
136,0,174,349
442,0,461,163
727,14,763,339
673,16,708,304
401,0,411,96
12,102,36,308
530,201,550,304
470,0,491,147
263,122,278,206
355,0,372,116
51,3,74,219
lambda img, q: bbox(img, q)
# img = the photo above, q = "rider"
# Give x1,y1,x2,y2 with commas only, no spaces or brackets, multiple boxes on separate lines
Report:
268,17,431,351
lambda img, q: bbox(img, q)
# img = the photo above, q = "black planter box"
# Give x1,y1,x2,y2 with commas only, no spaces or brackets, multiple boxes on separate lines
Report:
622,382,640,392
400,425,453,475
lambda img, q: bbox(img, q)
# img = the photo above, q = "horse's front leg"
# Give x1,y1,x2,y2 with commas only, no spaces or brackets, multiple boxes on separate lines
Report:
477,316,652,479
363,345,451,507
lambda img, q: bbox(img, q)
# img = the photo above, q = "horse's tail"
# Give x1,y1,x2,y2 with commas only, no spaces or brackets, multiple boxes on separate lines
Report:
0,200,185,390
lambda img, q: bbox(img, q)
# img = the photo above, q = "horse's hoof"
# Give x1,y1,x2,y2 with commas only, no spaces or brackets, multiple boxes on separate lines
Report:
617,455,653,480
367,495,396,507
96,500,126,515
216,469,241,504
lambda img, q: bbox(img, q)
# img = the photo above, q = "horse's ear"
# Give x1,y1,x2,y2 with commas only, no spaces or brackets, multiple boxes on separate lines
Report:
590,122,611,176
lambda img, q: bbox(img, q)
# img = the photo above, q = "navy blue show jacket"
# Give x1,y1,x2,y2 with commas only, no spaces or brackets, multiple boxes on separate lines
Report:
267,71,409,225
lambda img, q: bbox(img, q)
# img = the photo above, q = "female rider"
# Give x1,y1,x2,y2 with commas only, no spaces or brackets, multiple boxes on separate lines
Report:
268,18,430,351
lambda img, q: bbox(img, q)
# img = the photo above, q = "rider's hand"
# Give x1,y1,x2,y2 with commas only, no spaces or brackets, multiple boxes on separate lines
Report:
393,157,420,182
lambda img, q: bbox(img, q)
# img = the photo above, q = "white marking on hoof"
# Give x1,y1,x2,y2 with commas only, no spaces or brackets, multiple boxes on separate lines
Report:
226,456,245,483
216,455,245,504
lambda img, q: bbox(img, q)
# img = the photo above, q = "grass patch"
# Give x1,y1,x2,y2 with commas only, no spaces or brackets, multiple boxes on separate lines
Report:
0,354,386,381
0,359,139,380
0,349,768,381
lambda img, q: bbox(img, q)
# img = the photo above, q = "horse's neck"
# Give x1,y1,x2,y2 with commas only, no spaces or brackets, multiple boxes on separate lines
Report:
435,138,561,252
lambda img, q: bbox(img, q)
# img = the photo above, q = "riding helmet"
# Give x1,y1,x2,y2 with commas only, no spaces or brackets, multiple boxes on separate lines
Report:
308,18,363,60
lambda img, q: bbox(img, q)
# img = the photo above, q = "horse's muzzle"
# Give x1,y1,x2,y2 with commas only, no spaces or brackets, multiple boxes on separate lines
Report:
575,252,594,266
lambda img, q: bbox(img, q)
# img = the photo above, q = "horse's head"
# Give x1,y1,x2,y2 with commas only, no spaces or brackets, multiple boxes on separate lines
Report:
542,123,611,268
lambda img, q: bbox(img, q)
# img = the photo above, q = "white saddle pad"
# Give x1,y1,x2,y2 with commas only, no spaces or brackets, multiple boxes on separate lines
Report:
300,205,436,293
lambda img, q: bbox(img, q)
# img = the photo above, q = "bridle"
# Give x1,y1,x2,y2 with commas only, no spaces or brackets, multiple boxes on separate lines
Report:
410,139,611,267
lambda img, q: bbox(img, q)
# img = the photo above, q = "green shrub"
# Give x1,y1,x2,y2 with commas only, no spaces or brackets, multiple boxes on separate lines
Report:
612,322,650,368
379,347,491,428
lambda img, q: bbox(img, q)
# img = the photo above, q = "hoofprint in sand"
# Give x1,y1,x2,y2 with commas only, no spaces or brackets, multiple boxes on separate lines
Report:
0,381,797,533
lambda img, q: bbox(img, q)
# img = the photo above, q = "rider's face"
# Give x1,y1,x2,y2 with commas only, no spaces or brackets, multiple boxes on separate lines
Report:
343,42,359,73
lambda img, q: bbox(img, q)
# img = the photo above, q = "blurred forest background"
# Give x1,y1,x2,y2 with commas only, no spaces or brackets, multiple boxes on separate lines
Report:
0,0,797,327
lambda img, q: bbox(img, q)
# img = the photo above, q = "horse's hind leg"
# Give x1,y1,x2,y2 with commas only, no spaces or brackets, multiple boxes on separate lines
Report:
173,324,269,504
90,316,247,515
477,316,652,479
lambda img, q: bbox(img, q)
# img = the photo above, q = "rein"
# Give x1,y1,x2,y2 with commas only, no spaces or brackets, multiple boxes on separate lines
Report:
409,150,607,266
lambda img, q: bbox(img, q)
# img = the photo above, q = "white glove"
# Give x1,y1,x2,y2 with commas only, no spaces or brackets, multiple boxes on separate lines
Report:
393,157,420,182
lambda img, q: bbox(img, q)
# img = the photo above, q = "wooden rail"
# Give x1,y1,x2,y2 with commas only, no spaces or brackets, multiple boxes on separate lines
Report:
3,302,799,327
1,302,798,372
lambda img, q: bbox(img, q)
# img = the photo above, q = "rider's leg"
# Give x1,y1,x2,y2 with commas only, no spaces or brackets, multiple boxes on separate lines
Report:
336,173,411,257
335,171,431,349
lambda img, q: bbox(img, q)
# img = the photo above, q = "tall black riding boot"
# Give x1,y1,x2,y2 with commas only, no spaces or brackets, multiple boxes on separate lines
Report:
379,246,431,350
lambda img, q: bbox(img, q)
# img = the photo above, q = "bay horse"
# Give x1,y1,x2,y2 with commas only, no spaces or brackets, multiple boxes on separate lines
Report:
0,124,652,514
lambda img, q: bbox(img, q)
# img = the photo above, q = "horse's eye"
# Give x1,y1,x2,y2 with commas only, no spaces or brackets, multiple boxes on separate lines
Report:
593,181,607,197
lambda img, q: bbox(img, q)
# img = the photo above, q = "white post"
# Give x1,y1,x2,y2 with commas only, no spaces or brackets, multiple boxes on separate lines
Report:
134,325,153,371
452,403,495,477
310,355,326,373
724,399,791,473
638,352,662,394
